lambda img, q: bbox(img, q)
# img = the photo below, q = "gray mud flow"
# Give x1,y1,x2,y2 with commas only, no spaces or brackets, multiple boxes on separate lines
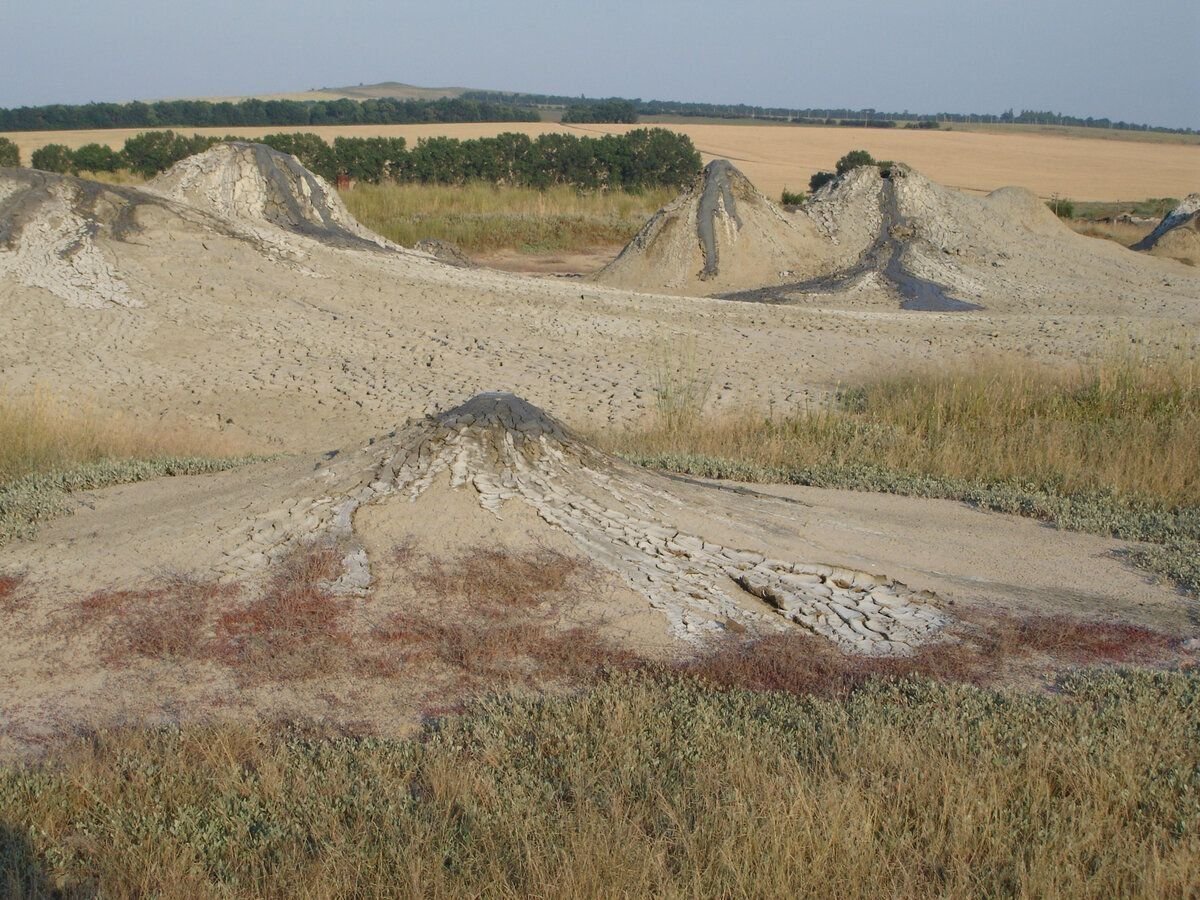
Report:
237,143,383,250
0,168,161,250
697,160,743,280
719,177,982,311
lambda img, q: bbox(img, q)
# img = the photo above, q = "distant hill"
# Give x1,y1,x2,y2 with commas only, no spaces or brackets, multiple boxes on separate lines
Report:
321,82,478,101
190,82,482,104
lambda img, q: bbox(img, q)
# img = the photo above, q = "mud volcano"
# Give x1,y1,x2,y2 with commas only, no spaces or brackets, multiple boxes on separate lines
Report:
221,392,949,655
594,159,831,295
723,165,982,311
148,142,388,249
1134,193,1200,266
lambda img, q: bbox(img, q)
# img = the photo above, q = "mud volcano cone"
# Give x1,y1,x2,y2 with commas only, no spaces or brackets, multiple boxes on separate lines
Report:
224,392,949,654
148,142,386,248
1133,193,1200,265
594,159,829,295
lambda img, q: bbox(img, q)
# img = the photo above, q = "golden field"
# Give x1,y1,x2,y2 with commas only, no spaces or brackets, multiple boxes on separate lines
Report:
5,121,1198,201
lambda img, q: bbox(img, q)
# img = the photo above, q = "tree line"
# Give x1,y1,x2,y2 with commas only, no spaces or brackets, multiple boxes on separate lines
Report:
561,100,639,124
29,128,703,191
0,97,539,132
463,91,1197,135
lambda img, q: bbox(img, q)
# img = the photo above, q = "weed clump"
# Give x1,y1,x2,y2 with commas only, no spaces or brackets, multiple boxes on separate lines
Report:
214,545,350,684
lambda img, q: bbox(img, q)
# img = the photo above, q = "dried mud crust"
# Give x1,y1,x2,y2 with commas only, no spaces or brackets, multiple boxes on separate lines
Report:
225,393,949,656
0,169,154,308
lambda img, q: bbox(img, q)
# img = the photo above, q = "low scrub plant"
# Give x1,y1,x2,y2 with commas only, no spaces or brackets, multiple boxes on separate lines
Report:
1048,195,1075,218
0,670,1196,896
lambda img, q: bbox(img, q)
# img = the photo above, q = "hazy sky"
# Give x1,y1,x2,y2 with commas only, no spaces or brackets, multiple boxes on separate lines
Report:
4,0,1198,128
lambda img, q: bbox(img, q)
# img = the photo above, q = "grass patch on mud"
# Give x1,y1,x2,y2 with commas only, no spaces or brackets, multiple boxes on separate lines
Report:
341,181,672,254
1,670,1197,897
0,391,259,547
603,352,1200,593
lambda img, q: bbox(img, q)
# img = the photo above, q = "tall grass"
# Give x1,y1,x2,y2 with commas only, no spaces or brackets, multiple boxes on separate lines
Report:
1069,219,1154,248
341,181,671,253
1,671,1196,897
608,353,1200,507
0,389,240,484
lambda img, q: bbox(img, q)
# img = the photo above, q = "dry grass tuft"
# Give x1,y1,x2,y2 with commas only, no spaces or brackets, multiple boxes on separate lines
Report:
77,579,238,665
376,545,638,687
415,546,587,609
122,580,238,663
0,573,25,612
605,351,1200,506
1068,218,1153,247
0,388,243,485
1006,614,1175,663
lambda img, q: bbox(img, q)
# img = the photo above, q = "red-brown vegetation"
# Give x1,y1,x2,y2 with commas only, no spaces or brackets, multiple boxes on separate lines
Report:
0,573,25,610
214,544,351,684
674,611,1179,698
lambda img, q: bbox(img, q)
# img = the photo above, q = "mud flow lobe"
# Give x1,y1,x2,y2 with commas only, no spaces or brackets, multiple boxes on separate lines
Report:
697,160,743,280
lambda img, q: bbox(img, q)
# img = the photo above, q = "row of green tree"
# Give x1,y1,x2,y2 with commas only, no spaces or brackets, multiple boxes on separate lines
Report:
463,90,1197,135
30,128,703,191
0,97,539,132
560,100,639,124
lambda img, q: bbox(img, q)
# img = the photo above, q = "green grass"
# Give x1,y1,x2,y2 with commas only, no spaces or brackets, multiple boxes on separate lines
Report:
2,671,1196,897
340,181,671,254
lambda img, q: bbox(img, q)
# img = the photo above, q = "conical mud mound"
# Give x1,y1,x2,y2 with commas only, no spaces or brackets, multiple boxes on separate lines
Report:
148,142,387,249
220,392,949,655
594,159,833,295
725,165,981,310
1134,193,1200,266
0,162,379,309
